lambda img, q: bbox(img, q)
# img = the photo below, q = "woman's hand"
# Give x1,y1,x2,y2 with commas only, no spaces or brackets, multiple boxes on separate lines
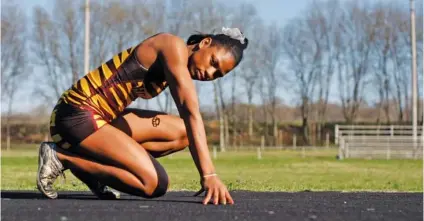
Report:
194,175,234,205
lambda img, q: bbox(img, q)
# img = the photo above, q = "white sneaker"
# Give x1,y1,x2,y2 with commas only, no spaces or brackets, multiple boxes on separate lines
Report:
89,182,120,200
36,142,65,199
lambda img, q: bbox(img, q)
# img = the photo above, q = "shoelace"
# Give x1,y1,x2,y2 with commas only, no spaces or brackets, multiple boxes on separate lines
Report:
51,147,67,184
42,158,66,186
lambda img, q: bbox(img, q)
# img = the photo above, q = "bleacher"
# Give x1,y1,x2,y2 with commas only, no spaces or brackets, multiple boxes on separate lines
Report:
335,125,423,159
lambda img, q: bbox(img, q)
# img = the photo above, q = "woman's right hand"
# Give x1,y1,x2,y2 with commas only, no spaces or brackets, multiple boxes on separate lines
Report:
194,175,234,205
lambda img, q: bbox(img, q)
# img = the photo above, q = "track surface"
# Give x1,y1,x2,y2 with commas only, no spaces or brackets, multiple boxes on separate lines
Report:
1,191,422,221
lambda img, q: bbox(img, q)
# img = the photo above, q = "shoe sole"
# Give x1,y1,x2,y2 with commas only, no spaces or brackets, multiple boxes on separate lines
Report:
92,191,120,200
36,143,58,199
88,185,121,200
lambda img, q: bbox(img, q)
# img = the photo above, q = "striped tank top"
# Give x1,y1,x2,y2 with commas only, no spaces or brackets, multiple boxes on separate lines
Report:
59,46,168,122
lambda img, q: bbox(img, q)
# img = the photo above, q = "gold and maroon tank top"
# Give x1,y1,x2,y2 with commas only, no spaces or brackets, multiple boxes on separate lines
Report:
60,46,168,122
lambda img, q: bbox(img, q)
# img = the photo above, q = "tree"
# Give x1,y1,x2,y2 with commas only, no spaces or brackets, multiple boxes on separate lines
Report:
231,3,261,141
264,22,285,144
31,0,85,106
336,1,374,123
369,3,394,124
89,1,115,70
283,16,320,144
1,4,29,149
309,0,339,140
32,7,65,104
389,8,411,122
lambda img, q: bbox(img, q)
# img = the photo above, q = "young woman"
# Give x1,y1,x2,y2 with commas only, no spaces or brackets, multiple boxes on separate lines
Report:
36,27,248,205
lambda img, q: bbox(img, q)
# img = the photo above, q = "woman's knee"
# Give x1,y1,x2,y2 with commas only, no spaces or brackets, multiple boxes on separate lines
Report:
142,155,169,198
143,175,168,198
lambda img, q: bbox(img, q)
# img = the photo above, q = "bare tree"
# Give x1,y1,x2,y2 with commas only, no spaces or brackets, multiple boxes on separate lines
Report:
264,23,285,144
415,2,423,123
390,10,410,122
369,1,423,123
32,7,66,104
257,68,269,141
283,17,320,144
239,20,265,139
378,3,419,123
229,3,260,142
369,3,394,124
103,1,138,53
308,0,339,141
31,0,85,106
1,4,28,149
336,1,374,123
89,1,115,70
57,0,84,83
131,0,166,38
241,62,260,139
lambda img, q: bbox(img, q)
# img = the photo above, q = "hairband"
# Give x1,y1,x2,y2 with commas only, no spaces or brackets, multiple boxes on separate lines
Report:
221,27,245,44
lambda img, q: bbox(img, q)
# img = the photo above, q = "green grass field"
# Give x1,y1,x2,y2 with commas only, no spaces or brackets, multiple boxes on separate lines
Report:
1,145,422,192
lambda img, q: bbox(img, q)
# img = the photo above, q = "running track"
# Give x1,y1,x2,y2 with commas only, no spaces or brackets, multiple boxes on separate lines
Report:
1,191,422,221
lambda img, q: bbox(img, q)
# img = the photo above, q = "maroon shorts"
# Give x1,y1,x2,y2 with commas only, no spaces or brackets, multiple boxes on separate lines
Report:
49,99,109,149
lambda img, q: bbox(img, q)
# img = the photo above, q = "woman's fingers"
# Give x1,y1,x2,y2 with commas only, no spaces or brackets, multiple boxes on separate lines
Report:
220,188,227,205
226,190,234,204
213,188,219,205
203,188,212,205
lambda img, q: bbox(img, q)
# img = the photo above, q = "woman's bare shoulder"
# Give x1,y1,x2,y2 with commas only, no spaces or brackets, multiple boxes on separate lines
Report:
146,33,188,62
142,33,185,48
146,32,186,51
135,33,188,68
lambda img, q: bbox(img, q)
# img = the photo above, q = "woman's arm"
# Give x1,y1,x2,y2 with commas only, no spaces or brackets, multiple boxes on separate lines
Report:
158,34,233,205
159,34,215,177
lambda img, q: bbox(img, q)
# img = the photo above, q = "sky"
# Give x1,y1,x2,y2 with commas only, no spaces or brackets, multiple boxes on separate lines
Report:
4,0,423,114
17,0,304,24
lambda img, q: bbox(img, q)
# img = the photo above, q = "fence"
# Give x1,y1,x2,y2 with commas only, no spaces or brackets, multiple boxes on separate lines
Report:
335,125,423,159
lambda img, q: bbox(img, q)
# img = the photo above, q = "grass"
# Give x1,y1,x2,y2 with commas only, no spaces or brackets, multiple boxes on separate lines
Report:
1,145,422,192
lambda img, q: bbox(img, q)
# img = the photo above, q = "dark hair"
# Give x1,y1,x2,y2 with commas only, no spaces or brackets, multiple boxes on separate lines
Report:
186,32,249,66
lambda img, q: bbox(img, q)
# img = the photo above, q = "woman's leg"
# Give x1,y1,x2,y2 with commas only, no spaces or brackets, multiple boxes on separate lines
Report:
110,108,189,157
69,109,189,199
55,142,167,198
65,158,121,199
39,108,188,199
63,124,169,198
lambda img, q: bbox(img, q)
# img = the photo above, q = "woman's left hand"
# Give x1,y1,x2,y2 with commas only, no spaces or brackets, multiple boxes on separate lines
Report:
194,175,234,205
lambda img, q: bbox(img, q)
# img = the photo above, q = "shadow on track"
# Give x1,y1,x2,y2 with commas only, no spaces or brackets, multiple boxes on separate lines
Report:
1,191,202,204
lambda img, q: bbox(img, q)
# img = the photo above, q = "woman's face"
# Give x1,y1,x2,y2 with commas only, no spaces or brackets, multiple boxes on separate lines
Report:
188,38,236,81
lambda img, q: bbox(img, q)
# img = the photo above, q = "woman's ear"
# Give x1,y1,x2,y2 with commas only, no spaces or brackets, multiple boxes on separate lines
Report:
198,37,212,49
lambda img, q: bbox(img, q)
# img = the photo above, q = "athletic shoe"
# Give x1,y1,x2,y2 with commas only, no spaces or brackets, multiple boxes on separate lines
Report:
89,182,120,200
36,142,66,199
